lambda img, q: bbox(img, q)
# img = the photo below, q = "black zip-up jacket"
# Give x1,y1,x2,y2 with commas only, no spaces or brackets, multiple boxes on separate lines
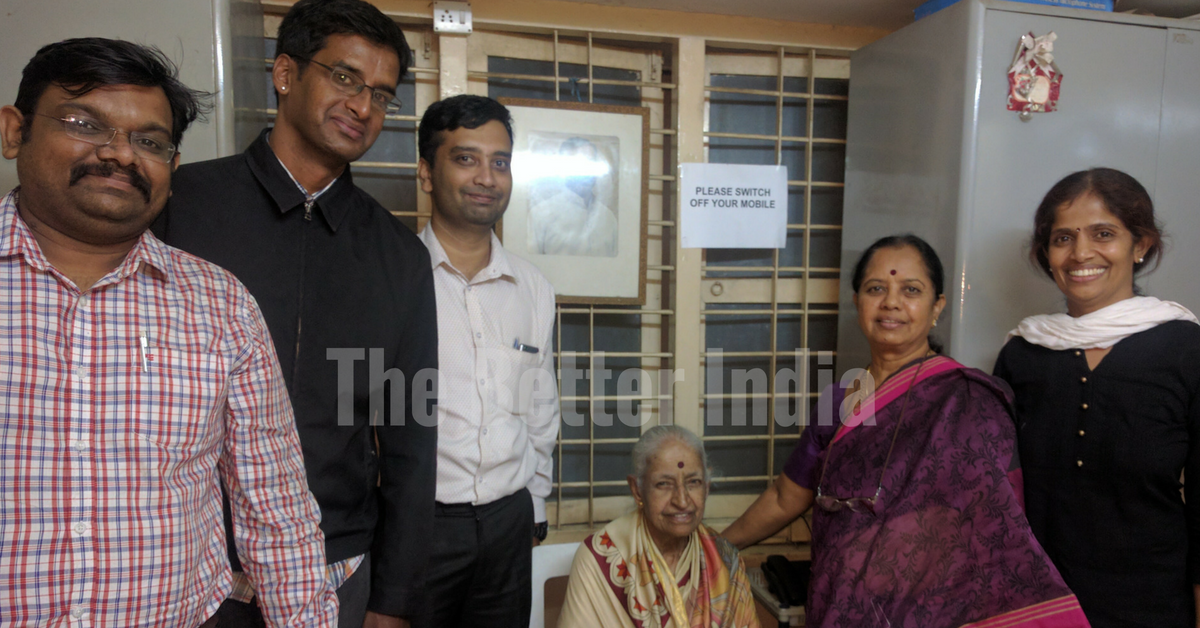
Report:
154,130,438,617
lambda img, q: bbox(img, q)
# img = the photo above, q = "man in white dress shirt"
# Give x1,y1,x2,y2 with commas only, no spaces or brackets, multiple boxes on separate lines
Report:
527,136,618,257
413,95,560,628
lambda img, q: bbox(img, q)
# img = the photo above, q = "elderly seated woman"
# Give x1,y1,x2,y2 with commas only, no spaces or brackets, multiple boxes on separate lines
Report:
559,426,760,628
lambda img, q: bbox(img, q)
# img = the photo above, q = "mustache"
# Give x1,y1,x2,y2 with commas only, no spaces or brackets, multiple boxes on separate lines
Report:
463,186,501,200
69,162,151,203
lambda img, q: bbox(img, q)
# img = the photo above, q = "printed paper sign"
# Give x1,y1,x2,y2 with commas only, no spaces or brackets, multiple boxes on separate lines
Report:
680,163,788,249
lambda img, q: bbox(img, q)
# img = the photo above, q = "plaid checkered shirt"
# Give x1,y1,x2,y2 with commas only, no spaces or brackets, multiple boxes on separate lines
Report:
0,190,338,627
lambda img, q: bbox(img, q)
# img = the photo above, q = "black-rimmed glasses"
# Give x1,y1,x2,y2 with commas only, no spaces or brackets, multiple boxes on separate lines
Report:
813,357,928,515
815,485,885,514
36,114,176,163
293,57,402,114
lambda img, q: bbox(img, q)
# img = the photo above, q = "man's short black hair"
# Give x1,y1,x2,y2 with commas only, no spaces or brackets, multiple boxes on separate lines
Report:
418,95,514,165
277,0,412,85
14,37,210,148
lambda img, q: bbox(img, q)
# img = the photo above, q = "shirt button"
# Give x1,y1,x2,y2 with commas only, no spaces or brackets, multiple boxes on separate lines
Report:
72,440,88,452
73,522,87,535
1080,376,1087,383
479,378,486,386
75,367,87,379
78,295,89,308
475,332,482,339
70,606,85,619
1081,403,1089,410
1077,460,1084,467
1074,350,1082,356
482,427,489,436
1078,430,1086,437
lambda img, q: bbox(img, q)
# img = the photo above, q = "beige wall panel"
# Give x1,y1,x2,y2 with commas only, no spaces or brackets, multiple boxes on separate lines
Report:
413,30,440,224
438,34,469,98
672,37,707,435
264,0,886,49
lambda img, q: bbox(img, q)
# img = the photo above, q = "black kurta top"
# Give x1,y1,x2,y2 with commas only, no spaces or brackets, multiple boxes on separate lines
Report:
153,130,439,617
994,320,1200,628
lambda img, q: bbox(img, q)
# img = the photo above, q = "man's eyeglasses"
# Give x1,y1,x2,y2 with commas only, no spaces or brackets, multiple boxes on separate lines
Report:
293,57,402,114
36,114,176,163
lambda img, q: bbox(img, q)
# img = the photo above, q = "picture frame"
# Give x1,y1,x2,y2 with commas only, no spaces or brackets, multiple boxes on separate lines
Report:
498,97,649,305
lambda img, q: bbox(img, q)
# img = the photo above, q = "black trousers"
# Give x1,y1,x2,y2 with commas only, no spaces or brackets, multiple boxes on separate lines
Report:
213,552,371,627
412,489,534,628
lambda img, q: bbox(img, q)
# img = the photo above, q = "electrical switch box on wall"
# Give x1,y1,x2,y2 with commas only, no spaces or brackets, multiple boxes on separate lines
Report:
433,1,473,34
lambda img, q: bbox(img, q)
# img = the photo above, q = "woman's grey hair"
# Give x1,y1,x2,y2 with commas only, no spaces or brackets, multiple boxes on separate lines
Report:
630,425,709,492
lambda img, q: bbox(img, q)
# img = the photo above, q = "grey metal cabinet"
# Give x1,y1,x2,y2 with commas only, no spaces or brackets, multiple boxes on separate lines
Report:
838,0,1200,372
1144,29,1200,308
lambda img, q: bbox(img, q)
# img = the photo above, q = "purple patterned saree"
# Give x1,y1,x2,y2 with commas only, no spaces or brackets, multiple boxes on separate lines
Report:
783,356,1089,628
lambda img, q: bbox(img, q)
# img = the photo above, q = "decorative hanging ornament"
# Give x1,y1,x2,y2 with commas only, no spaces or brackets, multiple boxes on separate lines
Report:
1007,31,1062,121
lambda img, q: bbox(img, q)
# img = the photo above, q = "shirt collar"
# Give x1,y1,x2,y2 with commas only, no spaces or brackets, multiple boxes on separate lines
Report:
0,188,172,285
271,132,338,202
244,128,355,232
418,221,515,284
123,229,173,283
0,189,41,265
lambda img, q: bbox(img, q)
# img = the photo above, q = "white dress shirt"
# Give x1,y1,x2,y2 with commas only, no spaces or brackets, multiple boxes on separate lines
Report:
420,224,560,522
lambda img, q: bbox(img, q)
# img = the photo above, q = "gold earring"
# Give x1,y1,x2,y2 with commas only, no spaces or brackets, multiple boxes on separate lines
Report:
932,320,938,327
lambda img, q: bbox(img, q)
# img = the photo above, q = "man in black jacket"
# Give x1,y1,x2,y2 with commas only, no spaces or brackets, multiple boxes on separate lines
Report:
154,1,436,627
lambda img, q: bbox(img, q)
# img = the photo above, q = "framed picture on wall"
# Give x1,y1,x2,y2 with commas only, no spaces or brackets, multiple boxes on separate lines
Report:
498,98,649,305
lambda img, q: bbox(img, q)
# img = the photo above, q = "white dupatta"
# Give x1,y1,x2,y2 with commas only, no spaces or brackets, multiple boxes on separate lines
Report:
1006,296,1198,350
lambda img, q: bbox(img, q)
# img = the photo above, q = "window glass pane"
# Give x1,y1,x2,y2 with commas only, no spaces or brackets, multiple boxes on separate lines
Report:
487,57,640,106
708,441,768,478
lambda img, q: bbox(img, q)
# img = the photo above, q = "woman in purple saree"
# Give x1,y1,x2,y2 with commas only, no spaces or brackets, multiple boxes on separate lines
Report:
723,235,1088,628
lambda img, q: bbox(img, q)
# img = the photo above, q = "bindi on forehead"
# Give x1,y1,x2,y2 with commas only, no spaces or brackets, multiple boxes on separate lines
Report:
677,461,684,468
890,269,896,275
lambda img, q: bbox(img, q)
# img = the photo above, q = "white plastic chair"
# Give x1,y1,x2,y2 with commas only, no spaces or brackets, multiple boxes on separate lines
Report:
530,541,581,628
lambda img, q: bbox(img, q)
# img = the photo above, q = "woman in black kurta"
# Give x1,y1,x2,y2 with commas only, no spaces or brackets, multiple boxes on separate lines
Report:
996,322,1200,626
994,168,1200,627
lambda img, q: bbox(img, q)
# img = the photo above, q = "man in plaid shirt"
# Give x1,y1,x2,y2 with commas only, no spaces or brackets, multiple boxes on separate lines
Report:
0,38,337,627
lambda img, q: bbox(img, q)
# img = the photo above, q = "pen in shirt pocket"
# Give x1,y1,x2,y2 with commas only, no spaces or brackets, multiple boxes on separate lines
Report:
139,331,153,372
513,338,539,354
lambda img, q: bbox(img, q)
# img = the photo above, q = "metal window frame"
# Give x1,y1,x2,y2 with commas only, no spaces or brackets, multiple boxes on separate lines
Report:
696,45,849,537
